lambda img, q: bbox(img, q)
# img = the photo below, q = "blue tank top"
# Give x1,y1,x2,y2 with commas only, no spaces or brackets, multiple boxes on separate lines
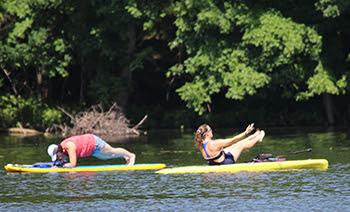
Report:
203,140,223,160
202,140,212,158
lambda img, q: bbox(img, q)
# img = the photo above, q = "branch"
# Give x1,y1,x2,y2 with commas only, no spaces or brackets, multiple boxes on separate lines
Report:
57,105,75,120
1,65,18,95
132,115,148,130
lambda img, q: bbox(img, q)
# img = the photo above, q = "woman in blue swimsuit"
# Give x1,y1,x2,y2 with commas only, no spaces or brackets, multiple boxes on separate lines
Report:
195,123,265,165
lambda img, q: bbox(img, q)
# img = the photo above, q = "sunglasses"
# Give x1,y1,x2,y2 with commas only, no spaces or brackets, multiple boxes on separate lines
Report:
202,128,212,138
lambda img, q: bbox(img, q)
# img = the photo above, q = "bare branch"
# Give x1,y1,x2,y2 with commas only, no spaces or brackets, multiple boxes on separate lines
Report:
57,106,75,120
132,115,148,130
49,103,146,137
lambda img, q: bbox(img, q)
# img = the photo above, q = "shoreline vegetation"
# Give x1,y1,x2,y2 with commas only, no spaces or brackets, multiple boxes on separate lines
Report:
1,1,350,131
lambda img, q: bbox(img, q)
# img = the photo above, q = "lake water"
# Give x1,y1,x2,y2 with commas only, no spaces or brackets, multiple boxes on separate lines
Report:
1,127,350,211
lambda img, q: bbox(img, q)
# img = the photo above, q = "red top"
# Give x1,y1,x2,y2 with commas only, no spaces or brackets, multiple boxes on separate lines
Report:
61,134,96,158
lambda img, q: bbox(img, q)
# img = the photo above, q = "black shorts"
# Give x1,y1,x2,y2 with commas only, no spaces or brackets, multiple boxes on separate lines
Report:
208,152,235,165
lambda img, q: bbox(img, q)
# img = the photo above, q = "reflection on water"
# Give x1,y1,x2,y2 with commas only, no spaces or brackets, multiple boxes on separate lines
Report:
0,127,350,211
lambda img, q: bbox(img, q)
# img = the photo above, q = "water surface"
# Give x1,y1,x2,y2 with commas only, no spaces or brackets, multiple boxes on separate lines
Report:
1,127,349,211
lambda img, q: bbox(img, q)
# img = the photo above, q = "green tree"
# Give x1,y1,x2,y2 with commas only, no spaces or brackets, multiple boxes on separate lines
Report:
1,0,350,129
166,0,347,123
313,0,350,124
0,0,177,128
0,0,72,99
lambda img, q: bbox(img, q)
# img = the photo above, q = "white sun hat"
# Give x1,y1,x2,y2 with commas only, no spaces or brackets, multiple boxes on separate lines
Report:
47,144,58,161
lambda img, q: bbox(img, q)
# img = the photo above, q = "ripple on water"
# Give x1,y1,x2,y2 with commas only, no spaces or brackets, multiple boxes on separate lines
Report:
1,163,350,211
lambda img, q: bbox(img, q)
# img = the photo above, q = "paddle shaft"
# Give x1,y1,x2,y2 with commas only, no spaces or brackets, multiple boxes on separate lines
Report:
245,148,313,162
273,148,312,158
257,148,312,160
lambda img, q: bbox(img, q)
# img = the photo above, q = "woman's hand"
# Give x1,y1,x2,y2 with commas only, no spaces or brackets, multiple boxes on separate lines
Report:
62,163,74,168
245,123,255,135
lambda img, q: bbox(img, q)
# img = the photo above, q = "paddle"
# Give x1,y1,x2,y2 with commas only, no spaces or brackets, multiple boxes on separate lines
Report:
246,148,313,162
259,148,312,159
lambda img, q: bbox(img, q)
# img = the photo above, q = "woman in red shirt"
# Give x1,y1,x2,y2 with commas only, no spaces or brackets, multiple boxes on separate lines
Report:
47,134,136,167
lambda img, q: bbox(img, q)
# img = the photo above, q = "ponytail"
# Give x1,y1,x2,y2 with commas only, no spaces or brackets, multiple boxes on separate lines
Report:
194,124,209,148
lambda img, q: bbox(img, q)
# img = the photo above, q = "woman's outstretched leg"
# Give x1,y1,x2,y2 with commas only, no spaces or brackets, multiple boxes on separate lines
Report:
97,143,136,165
225,130,265,162
224,129,261,153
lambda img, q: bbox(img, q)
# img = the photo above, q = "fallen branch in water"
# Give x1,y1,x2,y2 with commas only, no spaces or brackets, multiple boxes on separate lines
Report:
7,127,43,136
48,103,147,137
129,115,148,135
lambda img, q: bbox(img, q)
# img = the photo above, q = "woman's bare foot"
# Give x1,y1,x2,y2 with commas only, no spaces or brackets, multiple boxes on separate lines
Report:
249,129,260,138
126,153,136,165
258,130,265,142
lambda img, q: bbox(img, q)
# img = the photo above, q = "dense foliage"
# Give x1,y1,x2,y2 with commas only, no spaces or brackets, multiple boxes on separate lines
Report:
0,0,349,130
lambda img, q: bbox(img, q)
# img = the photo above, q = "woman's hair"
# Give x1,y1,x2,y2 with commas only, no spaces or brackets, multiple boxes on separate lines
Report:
195,124,209,148
57,144,63,153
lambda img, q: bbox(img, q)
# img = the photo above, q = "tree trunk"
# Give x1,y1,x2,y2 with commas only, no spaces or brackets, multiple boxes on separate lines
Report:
117,18,136,111
37,66,49,99
80,56,86,104
323,93,336,125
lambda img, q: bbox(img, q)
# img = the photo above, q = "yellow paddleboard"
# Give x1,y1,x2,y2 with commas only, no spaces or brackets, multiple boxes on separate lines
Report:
155,159,328,174
5,163,166,173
